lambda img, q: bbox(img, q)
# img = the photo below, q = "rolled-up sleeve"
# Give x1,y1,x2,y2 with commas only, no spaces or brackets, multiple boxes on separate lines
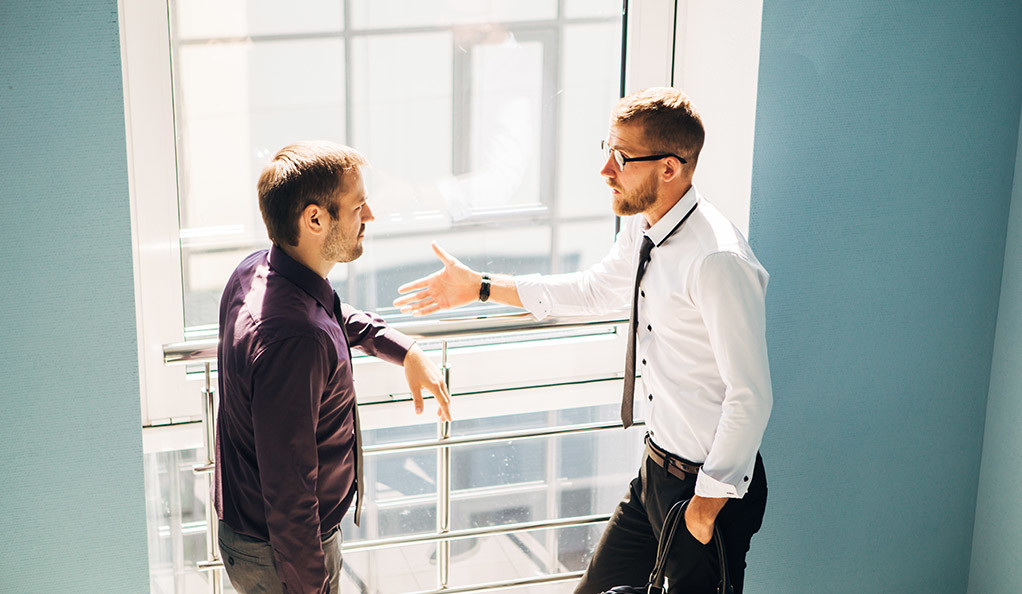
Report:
250,336,332,594
692,252,773,499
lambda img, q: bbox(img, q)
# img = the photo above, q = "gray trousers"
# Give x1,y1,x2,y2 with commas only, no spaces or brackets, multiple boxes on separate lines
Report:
218,520,343,594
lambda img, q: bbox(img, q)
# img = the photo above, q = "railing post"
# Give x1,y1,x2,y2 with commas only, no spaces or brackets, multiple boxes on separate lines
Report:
437,341,452,589
195,362,223,594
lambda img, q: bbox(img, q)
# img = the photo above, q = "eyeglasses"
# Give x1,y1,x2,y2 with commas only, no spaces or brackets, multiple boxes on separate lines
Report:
601,140,686,170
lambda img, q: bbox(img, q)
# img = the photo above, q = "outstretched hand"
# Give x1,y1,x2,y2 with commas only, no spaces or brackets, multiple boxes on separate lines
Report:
393,243,481,316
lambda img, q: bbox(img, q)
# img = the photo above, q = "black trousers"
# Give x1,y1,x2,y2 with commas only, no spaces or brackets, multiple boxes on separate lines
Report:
574,451,767,594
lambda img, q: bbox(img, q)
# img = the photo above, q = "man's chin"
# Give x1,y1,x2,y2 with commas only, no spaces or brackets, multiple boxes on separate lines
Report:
343,245,363,263
612,197,641,217
333,243,364,264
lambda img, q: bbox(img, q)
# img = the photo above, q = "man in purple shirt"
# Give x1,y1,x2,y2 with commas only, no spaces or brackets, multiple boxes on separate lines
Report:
215,141,452,594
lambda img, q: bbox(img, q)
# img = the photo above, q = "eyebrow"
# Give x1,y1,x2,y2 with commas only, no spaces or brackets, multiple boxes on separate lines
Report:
607,139,637,155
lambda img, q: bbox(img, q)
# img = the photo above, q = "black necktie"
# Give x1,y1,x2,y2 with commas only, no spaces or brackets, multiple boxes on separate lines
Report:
621,236,654,428
333,293,365,527
621,203,699,428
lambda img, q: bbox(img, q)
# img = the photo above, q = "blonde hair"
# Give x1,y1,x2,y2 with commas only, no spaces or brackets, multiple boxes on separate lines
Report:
611,87,705,165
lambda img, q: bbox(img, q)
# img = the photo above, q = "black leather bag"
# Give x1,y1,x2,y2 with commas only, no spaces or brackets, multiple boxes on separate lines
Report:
599,499,733,594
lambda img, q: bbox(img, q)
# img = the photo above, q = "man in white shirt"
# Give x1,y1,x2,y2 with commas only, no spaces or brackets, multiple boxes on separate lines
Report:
394,87,771,594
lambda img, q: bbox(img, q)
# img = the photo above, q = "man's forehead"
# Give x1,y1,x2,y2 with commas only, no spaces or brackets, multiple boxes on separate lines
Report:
338,167,365,192
607,122,647,149
333,168,366,206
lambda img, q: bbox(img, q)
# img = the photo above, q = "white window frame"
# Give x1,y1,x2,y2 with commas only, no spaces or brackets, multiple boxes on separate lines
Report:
119,0,762,429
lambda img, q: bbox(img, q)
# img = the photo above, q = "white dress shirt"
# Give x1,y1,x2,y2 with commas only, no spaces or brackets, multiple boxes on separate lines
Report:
516,186,772,498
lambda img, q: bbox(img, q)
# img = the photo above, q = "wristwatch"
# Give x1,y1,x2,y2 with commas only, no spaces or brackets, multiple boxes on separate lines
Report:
479,274,491,302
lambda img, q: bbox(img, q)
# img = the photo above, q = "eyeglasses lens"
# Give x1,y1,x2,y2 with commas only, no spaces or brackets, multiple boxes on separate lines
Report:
601,140,624,170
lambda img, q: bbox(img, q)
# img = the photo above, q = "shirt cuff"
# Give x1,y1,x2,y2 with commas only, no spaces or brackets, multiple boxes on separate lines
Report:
513,274,551,320
694,468,741,499
379,329,416,366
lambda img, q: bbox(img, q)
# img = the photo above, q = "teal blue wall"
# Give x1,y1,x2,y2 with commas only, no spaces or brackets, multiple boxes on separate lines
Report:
0,2,150,593
746,2,1022,592
968,109,1022,593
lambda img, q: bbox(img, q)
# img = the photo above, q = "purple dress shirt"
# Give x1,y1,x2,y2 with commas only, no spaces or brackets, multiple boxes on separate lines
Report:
214,245,414,593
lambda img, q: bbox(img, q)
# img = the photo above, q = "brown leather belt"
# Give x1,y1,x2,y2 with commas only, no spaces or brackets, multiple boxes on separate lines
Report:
645,435,702,481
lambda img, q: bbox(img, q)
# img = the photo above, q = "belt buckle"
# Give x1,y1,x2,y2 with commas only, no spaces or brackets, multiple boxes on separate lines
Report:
667,458,688,479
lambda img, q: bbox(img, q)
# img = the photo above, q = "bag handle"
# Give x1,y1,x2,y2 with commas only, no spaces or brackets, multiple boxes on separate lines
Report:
646,499,733,594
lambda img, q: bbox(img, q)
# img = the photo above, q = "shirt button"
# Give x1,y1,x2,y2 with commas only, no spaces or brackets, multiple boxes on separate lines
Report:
744,476,750,482
640,290,645,297
648,394,653,401
641,359,646,365
647,324,652,331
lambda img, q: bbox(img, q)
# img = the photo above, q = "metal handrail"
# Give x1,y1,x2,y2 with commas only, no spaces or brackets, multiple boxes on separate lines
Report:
165,312,633,593
195,512,609,567
345,513,611,553
363,419,642,455
163,312,627,365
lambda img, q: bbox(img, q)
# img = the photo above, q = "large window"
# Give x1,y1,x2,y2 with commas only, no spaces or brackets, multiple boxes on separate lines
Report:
124,2,764,592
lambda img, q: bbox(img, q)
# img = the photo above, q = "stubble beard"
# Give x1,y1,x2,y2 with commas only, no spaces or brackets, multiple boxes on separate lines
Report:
610,170,659,217
322,221,364,263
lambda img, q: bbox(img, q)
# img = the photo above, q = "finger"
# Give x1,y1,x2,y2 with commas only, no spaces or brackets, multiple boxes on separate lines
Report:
420,379,452,422
410,386,424,414
435,382,452,421
432,242,456,266
393,290,429,307
399,297,436,315
411,303,443,317
396,277,432,295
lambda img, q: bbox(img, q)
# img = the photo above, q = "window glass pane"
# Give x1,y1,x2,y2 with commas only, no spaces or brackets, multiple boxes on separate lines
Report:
340,527,605,591
344,226,553,312
145,447,218,594
556,219,620,275
450,429,642,530
446,526,604,587
564,0,623,19
173,0,343,39
176,39,346,231
349,31,453,240
170,0,622,329
351,0,556,29
339,542,438,592
462,37,544,217
558,23,623,218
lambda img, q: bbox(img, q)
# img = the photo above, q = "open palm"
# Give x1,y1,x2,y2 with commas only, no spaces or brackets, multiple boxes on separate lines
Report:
393,243,480,316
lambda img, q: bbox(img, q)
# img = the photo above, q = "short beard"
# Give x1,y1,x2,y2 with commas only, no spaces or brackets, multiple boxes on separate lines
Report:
321,222,364,263
611,171,659,217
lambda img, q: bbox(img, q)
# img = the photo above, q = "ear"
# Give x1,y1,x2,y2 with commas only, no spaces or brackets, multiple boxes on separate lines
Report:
301,203,328,237
661,156,684,183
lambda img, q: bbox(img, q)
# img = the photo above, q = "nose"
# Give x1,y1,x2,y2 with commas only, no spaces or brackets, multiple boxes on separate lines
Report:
600,153,617,179
361,201,375,223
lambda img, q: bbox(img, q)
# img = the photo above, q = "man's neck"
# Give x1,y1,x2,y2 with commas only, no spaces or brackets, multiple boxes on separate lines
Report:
279,243,333,279
643,182,692,227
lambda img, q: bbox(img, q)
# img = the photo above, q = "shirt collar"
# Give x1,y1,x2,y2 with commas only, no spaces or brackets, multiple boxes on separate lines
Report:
268,244,336,314
644,185,700,246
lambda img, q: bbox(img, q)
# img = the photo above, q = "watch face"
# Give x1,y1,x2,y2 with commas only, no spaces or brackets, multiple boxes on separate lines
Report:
480,275,491,302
